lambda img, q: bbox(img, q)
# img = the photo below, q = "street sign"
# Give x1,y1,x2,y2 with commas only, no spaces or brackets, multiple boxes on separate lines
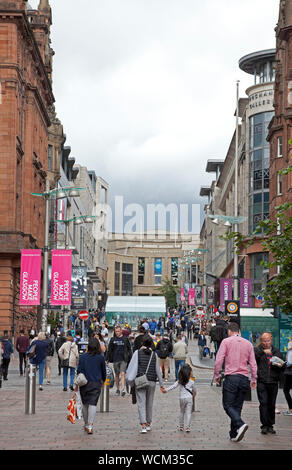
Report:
79,310,89,321
225,300,240,327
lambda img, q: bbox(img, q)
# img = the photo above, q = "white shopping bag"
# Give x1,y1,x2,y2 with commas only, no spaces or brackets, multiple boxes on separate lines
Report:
75,391,83,419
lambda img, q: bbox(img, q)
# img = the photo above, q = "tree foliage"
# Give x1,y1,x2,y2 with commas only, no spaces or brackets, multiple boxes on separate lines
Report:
156,278,179,308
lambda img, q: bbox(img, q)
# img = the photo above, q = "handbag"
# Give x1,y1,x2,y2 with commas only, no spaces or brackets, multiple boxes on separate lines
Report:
67,395,77,424
61,344,72,368
27,343,36,359
74,372,88,387
135,351,153,390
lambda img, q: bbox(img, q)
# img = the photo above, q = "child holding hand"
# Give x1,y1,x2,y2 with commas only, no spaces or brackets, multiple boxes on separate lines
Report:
163,364,196,432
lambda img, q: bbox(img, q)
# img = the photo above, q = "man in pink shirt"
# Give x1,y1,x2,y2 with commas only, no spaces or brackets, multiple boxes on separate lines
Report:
214,322,257,442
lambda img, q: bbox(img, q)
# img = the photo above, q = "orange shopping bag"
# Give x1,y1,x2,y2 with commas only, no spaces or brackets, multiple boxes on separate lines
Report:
67,395,77,424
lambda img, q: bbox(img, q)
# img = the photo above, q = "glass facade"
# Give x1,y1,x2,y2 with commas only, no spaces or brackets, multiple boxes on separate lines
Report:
114,262,120,295
248,111,273,234
122,263,133,296
249,253,269,295
171,257,178,285
138,257,145,285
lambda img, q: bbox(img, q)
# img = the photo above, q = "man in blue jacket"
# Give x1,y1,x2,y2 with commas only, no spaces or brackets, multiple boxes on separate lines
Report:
149,319,157,336
1,331,14,380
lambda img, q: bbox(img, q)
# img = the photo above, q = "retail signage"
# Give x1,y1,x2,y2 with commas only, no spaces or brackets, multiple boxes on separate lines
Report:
51,250,72,305
207,286,214,306
71,266,87,309
188,288,195,306
180,288,186,303
19,250,42,305
225,300,240,327
220,278,233,312
195,286,202,306
240,279,252,308
154,258,162,275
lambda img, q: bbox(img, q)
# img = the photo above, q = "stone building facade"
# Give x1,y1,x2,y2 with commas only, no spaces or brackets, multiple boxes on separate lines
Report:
107,233,201,298
267,0,292,278
0,0,55,335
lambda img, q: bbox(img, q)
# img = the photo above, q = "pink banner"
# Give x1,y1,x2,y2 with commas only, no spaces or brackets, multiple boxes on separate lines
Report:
180,288,186,303
19,250,42,305
188,288,195,306
51,250,72,305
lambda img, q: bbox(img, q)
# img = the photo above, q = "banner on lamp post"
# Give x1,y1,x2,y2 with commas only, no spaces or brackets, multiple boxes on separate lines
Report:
180,288,186,303
240,279,252,308
51,250,72,305
19,250,42,305
188,288,195,306
220,278,233,312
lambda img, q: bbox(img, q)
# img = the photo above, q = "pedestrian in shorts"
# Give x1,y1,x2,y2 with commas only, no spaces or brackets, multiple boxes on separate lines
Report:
106,326,132,396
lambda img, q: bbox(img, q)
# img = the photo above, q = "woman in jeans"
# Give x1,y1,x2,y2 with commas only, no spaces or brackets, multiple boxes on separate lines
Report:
126,336,165,434
58,335,79,391
283,340,292,416
76,338,106,434
29,332,48,391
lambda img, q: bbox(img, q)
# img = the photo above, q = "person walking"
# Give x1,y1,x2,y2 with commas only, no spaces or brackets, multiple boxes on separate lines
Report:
106,325,132,397
283,340,292,416
198,331,207,360
29,332,48,391
44,333,54,384
214,322,257,442
126,336,165,434
173,334,188,380
76,337,106,435
58,334,79,391
254,332,284,434
163,364,196,433
1,331,14,381
133,326,155,352
16,330,30,376
56,331,66,376
187,318,193,341
155,333,173,381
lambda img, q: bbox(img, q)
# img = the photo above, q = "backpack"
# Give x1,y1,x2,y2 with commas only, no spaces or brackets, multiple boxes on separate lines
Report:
213,325,226,343
46,339,54,357
159,340,169,359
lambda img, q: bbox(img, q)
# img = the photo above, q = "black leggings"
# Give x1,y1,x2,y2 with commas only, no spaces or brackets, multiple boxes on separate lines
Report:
283,375,292,409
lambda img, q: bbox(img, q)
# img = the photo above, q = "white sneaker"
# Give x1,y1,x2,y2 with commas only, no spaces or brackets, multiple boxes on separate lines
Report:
140,426,147,434
275,408,281,414
146,423,152,431
231,424,248,442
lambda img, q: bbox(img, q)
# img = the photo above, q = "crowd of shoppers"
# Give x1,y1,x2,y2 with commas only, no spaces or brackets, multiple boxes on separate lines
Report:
0,308,291,441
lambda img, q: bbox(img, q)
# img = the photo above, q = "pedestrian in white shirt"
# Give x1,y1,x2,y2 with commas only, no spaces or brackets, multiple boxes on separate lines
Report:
163,363,196,433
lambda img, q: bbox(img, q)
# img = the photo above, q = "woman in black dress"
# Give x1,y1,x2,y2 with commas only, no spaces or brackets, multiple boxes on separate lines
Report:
76,338,106,434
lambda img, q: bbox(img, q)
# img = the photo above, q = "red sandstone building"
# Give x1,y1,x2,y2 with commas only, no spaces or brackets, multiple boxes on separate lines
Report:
267,1,292,280
0,0,56,336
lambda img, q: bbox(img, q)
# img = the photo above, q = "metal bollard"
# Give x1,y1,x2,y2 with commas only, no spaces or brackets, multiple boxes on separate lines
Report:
100,378,110,412
25,363,36,415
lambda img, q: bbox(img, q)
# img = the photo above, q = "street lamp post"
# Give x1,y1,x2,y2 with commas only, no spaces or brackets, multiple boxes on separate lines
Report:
56,215,96,330
31,185,84,331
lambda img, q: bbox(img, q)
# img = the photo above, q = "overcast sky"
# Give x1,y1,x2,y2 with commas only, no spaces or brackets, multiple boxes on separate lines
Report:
31,0,279,232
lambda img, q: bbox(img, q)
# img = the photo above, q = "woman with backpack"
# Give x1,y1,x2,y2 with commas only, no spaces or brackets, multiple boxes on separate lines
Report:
126,336,165,434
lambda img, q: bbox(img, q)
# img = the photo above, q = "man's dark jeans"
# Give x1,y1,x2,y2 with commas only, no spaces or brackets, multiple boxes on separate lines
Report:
256,381,278,428
222,374,250,438
19,352,27,375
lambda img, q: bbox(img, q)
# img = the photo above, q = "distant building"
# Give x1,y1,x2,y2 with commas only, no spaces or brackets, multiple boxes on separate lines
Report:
107,232,201,298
